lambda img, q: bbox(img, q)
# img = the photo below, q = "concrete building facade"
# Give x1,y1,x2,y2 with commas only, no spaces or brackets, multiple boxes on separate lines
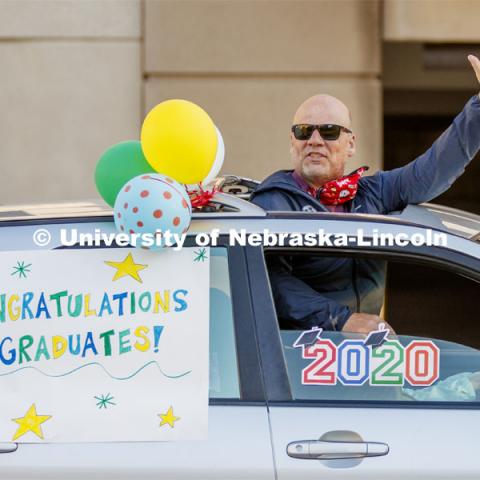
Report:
1,0,479,205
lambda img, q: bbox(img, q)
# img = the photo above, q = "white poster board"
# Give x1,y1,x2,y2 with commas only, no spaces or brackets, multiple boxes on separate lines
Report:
0,247,210,442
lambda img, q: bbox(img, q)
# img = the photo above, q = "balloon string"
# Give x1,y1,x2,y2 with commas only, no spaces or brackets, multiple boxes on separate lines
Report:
186,183,218,208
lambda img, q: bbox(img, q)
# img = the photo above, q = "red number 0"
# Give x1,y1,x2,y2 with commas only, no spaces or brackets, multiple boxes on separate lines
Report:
302,339,337,385
405,340,440,386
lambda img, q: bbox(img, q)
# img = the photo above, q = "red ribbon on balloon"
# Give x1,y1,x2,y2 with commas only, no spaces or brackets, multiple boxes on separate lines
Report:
186,184,219,209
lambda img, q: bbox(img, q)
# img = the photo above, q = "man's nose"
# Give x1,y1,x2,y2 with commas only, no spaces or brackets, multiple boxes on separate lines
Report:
308,128,324,145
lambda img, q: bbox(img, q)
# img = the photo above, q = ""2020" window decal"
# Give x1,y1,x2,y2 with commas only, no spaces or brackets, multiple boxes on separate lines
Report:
301,339,440,387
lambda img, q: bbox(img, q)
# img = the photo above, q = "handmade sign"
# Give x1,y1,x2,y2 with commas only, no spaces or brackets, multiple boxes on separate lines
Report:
0,247,210,442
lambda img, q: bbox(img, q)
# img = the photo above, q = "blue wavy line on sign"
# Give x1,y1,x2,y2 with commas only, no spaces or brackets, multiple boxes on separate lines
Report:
0,361,191,380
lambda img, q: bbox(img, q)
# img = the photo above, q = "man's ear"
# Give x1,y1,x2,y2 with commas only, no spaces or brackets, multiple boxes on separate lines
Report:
347,133,356,158
289,132,295,155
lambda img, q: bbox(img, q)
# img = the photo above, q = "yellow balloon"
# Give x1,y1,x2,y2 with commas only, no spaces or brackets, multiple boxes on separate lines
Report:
141,99,217,184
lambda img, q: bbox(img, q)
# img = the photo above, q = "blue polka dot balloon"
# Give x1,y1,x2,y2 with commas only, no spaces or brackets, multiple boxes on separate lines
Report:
114,173,192,249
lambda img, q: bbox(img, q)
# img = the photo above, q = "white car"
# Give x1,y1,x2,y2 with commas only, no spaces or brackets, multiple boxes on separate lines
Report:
0,176,480,479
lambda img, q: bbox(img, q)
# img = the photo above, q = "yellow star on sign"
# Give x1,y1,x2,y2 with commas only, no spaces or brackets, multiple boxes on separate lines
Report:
12,404,52,441
158,406,180,428
105,252,147,283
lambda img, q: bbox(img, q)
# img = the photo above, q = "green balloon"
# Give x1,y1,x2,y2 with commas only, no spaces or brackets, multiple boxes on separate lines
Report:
95,141,155,207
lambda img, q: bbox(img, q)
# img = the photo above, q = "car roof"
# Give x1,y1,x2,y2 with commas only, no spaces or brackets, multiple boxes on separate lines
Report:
1,198,480,240
1,176,479,241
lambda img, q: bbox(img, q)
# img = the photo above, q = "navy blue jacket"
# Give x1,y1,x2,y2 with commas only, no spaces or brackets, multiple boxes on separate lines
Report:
250,95,480,330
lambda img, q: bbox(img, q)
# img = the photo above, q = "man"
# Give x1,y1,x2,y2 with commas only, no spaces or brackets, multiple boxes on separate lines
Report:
250,55,480,334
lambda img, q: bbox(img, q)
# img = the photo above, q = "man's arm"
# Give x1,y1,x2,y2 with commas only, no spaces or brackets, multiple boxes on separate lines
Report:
252,191,353,331
267,255,352,330
252,190,394,333
363,56,480,214
268,256,394,333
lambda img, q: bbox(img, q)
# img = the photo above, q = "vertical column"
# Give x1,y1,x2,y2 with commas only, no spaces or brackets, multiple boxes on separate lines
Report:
0,0,142,203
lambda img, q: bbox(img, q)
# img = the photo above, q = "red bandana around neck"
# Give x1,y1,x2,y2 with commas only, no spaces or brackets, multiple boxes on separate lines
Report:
318,166,369,205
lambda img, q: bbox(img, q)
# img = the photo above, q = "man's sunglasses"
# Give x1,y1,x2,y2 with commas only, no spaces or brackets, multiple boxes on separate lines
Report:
291,124,352,141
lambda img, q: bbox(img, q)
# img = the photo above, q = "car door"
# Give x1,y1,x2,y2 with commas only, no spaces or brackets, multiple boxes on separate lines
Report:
245,224,480,480
0,219,274,480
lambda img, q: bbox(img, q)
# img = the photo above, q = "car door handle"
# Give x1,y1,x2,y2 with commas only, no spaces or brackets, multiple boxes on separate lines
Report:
287,440,389,460
0,443,18,454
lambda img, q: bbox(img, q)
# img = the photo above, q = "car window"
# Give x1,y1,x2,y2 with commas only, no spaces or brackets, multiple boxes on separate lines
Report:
266,250,480,404
0,222,240,400
209,247,240,398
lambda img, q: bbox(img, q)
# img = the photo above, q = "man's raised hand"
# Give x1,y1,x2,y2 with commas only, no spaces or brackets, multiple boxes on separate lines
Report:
468,54,480,84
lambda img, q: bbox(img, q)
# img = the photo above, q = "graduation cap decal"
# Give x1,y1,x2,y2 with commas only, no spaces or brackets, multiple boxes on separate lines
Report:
293,327,323,349
364,322,389,348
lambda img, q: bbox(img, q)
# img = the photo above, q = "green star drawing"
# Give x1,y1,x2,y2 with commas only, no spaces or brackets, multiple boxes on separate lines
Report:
11,261,32,279
94,393,116,409
193,248,208,262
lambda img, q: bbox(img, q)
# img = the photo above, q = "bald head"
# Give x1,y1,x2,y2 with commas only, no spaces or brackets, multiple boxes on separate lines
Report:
293,94,352,128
